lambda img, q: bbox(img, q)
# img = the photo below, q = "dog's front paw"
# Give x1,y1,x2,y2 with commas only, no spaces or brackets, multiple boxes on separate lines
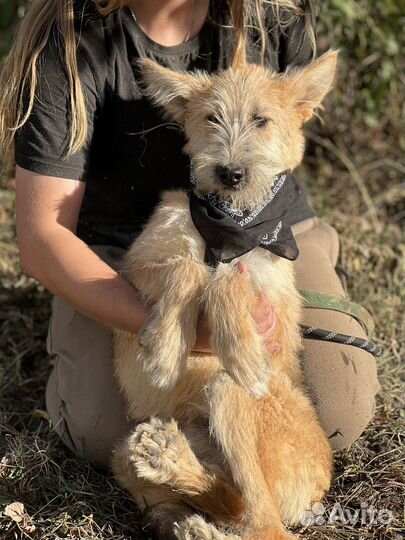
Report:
138,312,162,349
205,270,272,399
218,332,271,399
138,313,188,390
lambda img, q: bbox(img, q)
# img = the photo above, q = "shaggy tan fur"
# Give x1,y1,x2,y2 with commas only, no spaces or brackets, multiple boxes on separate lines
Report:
112,51,337,540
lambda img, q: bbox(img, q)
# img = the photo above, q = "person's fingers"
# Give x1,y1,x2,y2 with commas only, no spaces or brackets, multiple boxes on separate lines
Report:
255,292,270,318
233,266,280,351
267,341,281,354
255,315,274,335
254,298,275,333
256,291,270,308
262,319,281,353
258,308,277,336
265,310,277,334
255,303,280,352
236,260,249,276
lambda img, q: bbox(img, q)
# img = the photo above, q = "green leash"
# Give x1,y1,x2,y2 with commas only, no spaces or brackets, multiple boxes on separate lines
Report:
300,289,375,335
299,290,382,357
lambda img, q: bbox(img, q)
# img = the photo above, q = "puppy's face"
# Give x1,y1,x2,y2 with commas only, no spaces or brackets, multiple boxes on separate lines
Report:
140,52,337,209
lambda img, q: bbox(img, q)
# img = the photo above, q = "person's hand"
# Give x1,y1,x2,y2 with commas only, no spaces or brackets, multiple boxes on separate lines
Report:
236,261,280,354
192,261,279,355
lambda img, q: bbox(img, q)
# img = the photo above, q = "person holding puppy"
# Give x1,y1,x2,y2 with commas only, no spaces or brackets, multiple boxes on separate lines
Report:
0,0,380,468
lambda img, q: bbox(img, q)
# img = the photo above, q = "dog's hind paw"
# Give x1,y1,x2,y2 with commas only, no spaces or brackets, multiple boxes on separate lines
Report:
128,418,206,491
174,515,240,540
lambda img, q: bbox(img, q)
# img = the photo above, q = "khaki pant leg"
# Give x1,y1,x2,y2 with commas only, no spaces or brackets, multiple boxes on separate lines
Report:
292,218,381,451
45,245,133,470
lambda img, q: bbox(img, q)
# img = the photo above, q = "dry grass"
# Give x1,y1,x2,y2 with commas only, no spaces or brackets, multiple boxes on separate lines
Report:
1,2,404,537
1,144,404,539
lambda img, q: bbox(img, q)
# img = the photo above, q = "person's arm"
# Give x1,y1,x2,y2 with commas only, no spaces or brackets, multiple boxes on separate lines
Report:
16,166,277,351
16,166,151,334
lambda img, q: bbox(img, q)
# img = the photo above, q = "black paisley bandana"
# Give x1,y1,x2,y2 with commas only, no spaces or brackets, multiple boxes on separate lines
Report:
188,165,299,267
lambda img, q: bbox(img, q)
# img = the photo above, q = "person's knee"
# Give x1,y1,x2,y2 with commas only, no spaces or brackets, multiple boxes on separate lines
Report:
67,399,135,469
79,420,128,470
324,387,377,451
302,338,380,452
46,367,133,469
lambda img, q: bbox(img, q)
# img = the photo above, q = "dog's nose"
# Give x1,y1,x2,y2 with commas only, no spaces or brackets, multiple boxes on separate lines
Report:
216,165,246,187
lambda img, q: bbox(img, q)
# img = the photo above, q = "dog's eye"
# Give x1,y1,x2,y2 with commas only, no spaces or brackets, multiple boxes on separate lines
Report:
207,114,220,125
253,116,270,128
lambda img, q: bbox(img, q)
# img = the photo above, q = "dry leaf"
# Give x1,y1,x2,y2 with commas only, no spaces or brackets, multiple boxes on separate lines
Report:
4,501,36,533
32,408,50,421
4,502,25,523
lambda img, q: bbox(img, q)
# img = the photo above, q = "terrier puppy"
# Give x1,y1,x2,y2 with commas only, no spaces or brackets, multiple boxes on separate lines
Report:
112,51,337,540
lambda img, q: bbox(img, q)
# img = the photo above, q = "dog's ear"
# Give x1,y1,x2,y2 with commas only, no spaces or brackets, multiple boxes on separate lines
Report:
287,50,338,123
139,59,210,125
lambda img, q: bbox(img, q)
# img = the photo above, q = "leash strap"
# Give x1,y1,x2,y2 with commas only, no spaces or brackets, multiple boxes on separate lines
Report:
300,289,375,335
299,289,382,357
300,325,382,357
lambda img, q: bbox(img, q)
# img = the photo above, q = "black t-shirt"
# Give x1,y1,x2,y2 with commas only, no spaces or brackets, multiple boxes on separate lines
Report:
15,0,316,248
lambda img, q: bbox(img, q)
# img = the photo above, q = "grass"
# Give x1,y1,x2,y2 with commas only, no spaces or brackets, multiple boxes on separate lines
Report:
1,2,405,538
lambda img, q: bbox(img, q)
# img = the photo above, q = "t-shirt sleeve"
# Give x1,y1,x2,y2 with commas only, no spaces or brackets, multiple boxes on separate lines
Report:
277,0,317,71
15,31,99,181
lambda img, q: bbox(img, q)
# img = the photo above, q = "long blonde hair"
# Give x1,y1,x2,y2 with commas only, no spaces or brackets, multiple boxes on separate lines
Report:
0,0,310,170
